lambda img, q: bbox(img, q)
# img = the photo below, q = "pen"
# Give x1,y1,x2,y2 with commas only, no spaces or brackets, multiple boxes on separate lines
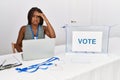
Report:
0,60,6,67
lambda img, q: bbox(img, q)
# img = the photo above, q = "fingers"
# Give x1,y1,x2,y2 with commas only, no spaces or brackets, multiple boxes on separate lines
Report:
39,13,47,20
38,13,44,18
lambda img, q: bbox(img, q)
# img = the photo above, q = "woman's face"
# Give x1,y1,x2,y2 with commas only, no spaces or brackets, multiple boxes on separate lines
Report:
31,11,40,26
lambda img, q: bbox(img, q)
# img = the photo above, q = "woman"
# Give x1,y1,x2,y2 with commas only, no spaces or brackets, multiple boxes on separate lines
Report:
15,7,56,52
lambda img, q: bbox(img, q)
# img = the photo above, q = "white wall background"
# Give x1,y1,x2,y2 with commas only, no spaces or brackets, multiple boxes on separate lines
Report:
91,0,120,37
0,0,120,54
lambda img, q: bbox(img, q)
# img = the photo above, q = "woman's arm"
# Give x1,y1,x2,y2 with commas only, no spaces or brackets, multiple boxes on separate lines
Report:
15,26,25,52
40,13,56,38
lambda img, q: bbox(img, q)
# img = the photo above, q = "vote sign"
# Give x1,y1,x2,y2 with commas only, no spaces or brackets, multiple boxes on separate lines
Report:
72,31,103,52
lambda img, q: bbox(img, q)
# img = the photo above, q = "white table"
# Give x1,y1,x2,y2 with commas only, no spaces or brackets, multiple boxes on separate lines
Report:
0,45,120,80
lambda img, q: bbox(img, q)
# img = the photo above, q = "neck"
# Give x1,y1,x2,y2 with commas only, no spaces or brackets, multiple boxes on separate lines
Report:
31,24,39,29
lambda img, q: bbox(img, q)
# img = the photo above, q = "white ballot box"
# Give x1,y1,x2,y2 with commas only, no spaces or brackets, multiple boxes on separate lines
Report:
65,25,110,54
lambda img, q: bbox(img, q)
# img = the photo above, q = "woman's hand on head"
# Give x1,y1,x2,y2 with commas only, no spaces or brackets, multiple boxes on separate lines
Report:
39,13,44,18
39,13,46,20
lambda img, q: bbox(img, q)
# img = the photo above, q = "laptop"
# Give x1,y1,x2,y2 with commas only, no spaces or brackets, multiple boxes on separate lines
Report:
22,38,55,61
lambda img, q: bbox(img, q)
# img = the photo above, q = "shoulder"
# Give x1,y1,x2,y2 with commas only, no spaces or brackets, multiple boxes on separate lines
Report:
20,25,31,30
20,25,26,30
19,25,26,32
